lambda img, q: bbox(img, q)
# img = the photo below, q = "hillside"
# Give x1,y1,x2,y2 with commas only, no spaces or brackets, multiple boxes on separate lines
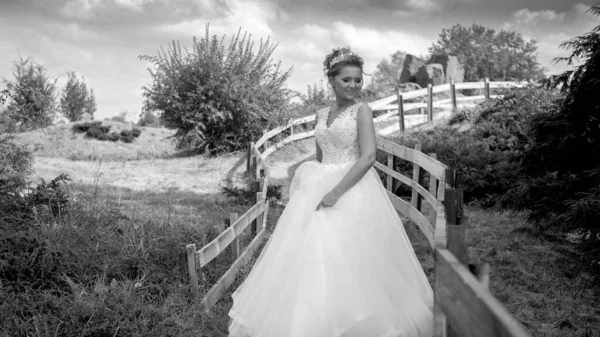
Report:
13,120,180,161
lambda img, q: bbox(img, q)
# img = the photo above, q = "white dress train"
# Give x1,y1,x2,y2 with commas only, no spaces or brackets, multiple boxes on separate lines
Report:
228,102,433,337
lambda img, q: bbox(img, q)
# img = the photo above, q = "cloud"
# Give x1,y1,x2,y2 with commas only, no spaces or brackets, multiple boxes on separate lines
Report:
275,21,431,94
502,3,598,74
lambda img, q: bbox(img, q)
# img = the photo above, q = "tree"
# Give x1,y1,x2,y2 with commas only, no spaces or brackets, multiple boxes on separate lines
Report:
2,57,57,130
138,109,161,127
139,24,292,155
429,24,546,81
367,51,407,93
60,71,96,122
84,88,97,119
503,4,600,235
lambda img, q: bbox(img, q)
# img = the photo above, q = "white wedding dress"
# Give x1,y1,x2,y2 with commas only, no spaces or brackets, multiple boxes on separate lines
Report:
228,102,433,337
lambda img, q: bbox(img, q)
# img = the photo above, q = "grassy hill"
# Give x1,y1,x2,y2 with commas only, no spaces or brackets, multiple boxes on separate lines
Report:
14,120,180,161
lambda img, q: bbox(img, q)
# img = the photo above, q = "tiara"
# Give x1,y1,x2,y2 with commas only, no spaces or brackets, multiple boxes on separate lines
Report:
328,50,356,69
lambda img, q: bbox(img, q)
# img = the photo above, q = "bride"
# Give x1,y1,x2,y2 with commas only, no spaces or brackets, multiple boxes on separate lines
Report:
228,47,433,337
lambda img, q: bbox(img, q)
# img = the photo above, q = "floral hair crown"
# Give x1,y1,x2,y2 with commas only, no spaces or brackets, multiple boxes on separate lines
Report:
328,50,357,69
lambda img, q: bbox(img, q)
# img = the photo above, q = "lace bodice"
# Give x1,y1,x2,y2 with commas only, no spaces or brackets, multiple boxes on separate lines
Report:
314,102,363,164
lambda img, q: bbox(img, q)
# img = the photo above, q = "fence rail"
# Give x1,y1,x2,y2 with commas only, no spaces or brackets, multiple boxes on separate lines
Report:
185,80,532,336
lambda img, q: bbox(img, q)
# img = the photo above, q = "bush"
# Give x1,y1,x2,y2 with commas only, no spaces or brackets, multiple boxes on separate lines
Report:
384,85,561,207
121,134,134,143
72,121,101,133
131,128,142,138
139,24,292,155
107,132,120,142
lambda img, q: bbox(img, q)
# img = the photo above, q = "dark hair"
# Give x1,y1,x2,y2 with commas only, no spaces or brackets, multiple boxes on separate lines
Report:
323,47,364,78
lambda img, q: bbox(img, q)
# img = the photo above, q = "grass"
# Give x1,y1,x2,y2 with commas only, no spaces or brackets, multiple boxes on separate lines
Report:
5,104,600,336
14,120,182,161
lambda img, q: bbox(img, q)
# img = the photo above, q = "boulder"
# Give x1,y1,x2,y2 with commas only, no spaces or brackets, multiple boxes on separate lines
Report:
416,63,445,87
399,54,426,83
429,54,464,83
398,82,422,93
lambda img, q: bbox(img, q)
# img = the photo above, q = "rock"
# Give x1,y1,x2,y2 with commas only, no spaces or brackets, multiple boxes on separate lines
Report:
399,54,426,83
429,54,464,83
416,63,445,87
397,82,422,93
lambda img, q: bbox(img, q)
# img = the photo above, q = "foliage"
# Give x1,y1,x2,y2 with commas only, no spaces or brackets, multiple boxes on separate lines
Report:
2,57,58,130
59,71,96,122
382,85,561,206
138,109,162,127
221,180,283,206
429,23,546,81
139,24,292,155
72,121,142,143
367,50,407,94
502,4,600,236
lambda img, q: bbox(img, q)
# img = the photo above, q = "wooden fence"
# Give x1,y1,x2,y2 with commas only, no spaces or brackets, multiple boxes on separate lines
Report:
185,80,532,336
184,166,270,312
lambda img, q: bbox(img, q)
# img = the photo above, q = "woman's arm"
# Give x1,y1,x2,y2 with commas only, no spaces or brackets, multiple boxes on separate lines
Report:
330,103,377,196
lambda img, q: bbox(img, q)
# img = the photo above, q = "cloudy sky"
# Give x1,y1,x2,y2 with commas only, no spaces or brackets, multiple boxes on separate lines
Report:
0,0,598,120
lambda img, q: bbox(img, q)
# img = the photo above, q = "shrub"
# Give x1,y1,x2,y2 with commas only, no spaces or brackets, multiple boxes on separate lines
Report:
72,121,101,133
121,134,134,143
131,128,142,138
107,132,120,142
384,85,560,207
139,24,292,155
97,133,108,141
502,4,600,238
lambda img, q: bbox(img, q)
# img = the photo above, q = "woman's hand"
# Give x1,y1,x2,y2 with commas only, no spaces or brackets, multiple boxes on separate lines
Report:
316,189,342,211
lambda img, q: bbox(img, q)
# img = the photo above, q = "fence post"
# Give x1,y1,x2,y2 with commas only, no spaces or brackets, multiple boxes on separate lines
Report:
290,121,295,148
397,90,405,132
427,153,438,227
186,243,199,299
251,169,265,236
386,153,393,191
226,213,240,263
444,168,467,337
427,83,433,123
247,142,253,174
411,143,422,211
252,156,258,181
484,77,490,100
450,80,457,112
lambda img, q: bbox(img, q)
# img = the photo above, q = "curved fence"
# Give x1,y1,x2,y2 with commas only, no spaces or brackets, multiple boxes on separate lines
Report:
185,80,531,337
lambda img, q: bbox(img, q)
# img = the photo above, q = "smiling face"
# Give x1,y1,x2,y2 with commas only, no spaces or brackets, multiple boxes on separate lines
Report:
329,65,363,101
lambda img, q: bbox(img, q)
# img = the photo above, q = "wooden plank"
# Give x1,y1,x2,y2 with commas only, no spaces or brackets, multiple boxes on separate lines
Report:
435,249,532,337
427,84,433,122
385,190,435,248
386,153,393,190
411,143,422,210
373,161,437,208
262,130,315,157
488,81,526,89
434,172,448,248
197,201,266,268
431,83,451,94
246,142,252,173
428,153,438,226
376,137,448,180
201,227,268,312
450,81,457,111
186,243,199,298
397,91,405,132
454,82,485,90
373,102,426,112
228,213,240,262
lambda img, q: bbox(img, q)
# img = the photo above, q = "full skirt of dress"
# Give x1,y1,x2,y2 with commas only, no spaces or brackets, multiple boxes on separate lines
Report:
228,160,433,337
